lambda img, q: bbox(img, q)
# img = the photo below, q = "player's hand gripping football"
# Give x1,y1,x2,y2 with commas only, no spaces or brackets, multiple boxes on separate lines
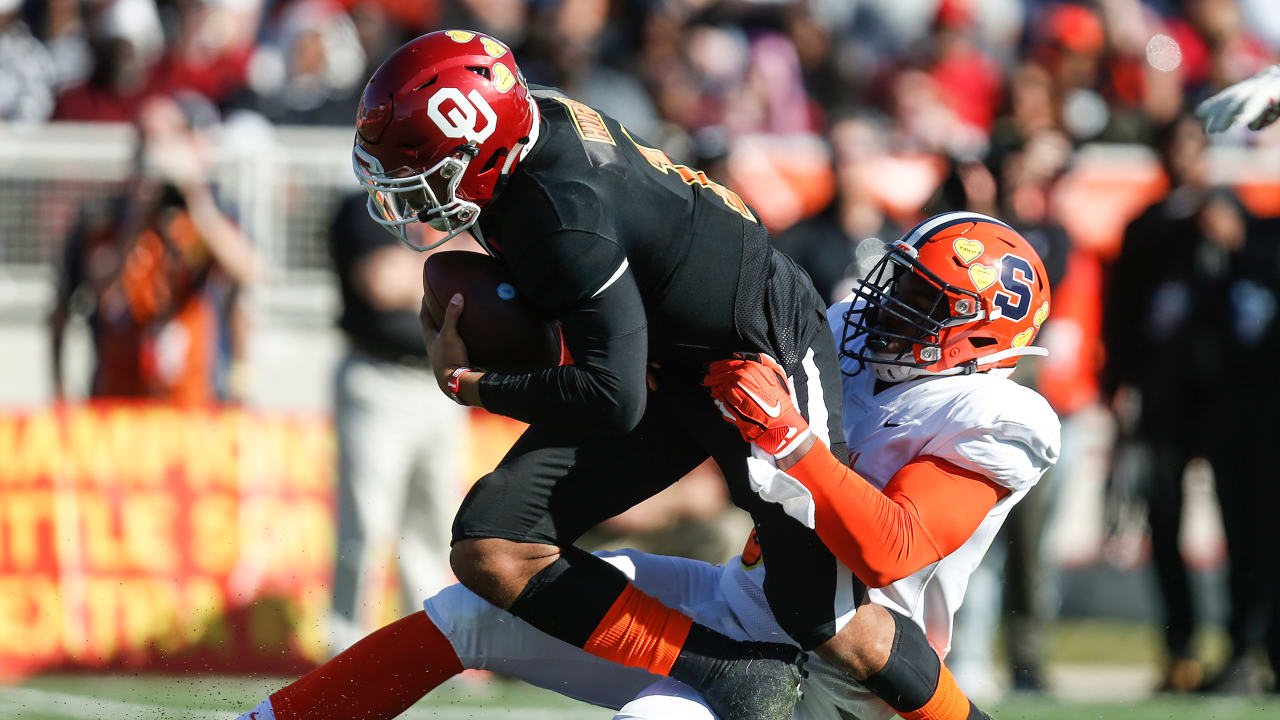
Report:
704,353,813,459
1197,64,1280,133
420,292,471,395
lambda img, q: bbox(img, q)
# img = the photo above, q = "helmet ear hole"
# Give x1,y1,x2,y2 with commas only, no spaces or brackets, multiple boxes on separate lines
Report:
969,336,999,349
478,147,506,174
466,66,491,80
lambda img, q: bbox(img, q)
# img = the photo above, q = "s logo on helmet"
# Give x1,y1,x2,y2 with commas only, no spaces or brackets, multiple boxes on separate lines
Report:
427,87,498,145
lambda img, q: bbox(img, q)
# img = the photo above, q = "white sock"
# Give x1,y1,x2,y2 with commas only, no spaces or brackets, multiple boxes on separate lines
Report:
236,698,277,720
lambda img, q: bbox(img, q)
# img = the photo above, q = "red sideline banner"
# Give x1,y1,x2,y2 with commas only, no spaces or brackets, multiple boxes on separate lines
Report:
0,403,527,679
0,403,335,677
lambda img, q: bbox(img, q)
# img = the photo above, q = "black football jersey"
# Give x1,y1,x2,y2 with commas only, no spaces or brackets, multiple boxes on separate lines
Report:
475,88,822,431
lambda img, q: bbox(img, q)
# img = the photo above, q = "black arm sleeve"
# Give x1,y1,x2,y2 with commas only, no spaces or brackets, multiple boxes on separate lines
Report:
477,266,649,434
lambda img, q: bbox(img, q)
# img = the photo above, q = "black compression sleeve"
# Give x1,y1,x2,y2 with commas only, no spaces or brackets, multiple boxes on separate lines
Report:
477,268,648,434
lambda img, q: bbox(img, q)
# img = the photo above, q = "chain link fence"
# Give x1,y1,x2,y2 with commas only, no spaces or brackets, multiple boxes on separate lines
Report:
0,122,358,322
3,122,1278,325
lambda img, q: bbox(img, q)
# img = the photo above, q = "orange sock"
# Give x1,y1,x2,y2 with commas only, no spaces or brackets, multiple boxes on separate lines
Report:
582,583,693,676
270,611,462,720
898,664,973,720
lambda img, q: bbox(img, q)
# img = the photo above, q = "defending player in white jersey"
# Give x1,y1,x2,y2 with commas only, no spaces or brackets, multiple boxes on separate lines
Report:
1197,64,1280,133
236,212,1059,720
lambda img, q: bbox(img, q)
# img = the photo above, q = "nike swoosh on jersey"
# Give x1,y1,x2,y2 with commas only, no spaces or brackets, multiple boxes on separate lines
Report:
741,387,781,417
883,420,902,428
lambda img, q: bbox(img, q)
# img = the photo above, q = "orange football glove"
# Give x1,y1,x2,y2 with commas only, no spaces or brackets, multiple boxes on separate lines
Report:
704,353,812,458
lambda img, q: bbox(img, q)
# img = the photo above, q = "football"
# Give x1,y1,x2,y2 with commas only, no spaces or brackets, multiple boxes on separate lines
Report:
422,250,564,373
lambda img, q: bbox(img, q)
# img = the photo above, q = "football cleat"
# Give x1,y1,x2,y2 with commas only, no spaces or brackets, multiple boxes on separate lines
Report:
671,625,807,720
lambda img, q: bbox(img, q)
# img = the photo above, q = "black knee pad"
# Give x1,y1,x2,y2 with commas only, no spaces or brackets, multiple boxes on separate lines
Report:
508,545,629,647
859,608,941,713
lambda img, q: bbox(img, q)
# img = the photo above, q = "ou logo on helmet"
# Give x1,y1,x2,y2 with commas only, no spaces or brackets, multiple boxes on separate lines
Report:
427,87,497,145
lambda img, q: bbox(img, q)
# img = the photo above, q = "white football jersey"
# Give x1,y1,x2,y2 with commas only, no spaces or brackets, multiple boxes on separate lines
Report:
722,296,1061,659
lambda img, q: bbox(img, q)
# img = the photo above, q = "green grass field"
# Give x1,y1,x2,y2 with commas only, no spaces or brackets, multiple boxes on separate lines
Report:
6,673,1280,720
7,666,1280,717
4,623,1278,720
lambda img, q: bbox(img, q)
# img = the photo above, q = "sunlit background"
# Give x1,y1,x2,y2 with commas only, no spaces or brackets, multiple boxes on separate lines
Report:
1,0,1279,717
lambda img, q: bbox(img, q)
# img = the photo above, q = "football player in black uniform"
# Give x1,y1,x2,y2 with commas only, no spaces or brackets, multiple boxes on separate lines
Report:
320,30,994,720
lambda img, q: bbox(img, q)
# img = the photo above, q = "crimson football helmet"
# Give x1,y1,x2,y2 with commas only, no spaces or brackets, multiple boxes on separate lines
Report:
841,211,1051,381
352,30,538,250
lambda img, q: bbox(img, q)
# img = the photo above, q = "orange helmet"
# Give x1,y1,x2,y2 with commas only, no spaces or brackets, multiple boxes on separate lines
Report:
840,211,1051,381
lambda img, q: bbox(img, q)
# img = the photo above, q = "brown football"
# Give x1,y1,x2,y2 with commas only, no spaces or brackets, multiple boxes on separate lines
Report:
422,250,564,373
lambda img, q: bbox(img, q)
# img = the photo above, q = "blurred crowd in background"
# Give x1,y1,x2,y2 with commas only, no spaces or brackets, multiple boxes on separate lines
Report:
5,0,1280,703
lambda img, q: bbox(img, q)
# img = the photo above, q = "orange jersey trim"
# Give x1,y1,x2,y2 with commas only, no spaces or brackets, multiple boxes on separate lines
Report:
552,97,616,145
619,126,756,222
785,443,1009,588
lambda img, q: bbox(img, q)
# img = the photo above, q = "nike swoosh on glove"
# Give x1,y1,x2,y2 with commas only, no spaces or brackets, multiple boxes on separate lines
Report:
704,353,812,458
1197,64,1280,133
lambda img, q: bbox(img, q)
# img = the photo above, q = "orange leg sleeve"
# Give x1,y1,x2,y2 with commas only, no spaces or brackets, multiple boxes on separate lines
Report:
899,664,975,720
271,611,462,720
582,583,693,676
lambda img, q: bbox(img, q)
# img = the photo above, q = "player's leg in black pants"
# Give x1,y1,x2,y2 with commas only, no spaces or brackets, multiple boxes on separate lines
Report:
450,400,805,720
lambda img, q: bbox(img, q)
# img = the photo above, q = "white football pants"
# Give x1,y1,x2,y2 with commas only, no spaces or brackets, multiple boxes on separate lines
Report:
424,549,895,720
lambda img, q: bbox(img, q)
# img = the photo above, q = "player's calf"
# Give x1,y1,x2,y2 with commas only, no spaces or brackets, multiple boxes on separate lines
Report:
474,542,803,720
235,611,462,720
830,605,993,720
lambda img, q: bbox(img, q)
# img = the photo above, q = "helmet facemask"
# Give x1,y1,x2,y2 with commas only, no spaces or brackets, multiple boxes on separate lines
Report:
353,143,481,251
841,242,985,381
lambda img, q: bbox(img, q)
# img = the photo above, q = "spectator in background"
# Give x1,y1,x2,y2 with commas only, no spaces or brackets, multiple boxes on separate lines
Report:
51,0,164,122
1238,0,1280,51
28,0,97,90
439,0,525,46
1028,1,1112,142
887,65,988,157
347,0,416,79
49,93,259,404
326,193,468,653
1101,113,1240,693
146,0,260,104
994,130,1072,287
773,111,900,302
518,0,661,140
927,0,1004,140
230,0,367,126
0,0,57,122
988,61,1061,161
1198,183,1280,694
1183,0,1273,93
